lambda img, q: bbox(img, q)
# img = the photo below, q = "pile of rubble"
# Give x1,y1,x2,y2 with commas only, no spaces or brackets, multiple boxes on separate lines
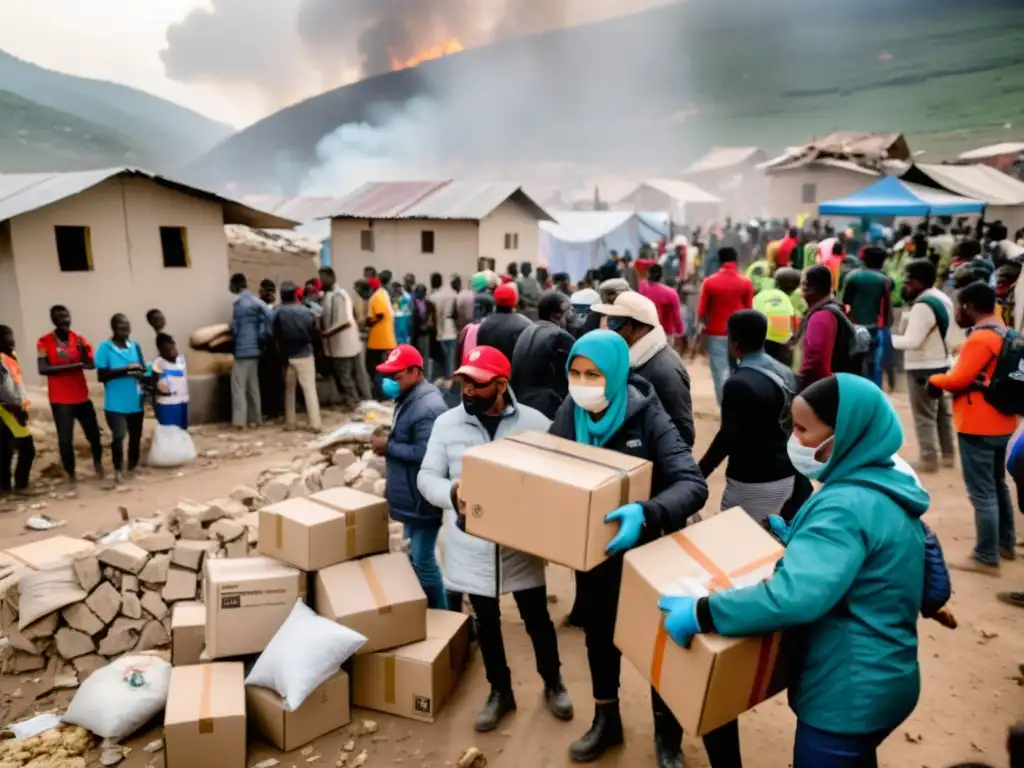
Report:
1,414,400,684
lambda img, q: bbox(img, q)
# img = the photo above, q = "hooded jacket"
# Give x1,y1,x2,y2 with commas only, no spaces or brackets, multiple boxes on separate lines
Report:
417,387,551,598
707,374,929,735
630,330,696,447
385,380,449,525
549,375,708,538
509,320,575,420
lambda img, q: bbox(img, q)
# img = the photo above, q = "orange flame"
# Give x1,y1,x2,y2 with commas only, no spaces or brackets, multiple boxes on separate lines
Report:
389,38,465,71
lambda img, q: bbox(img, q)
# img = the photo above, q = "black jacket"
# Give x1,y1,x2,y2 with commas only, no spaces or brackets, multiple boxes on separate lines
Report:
633,346,696,447
477,310,532,364
509,320,575,420
385,380,449,524
549,375,708,540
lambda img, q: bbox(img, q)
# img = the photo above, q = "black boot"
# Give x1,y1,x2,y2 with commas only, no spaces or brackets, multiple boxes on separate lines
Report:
475,687,516,732
570,701,623,763
544,679,574,720
653,709,685,768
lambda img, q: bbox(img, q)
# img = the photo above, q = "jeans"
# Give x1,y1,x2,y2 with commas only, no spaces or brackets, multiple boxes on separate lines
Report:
365,349,390,400
51,401,103,479
404,521,447,609
328,356,360,410
906,370,954,466
959,433,1015,564
284,356,321,430
706,335,731,407
231,357,262,427
860,328,889,389
0,428,35,491
469,585,561,692
440,339,457,379
793,721,892,768
105,411,143,473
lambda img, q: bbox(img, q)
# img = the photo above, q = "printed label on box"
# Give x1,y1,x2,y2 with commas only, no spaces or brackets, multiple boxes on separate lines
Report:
414,696,431,714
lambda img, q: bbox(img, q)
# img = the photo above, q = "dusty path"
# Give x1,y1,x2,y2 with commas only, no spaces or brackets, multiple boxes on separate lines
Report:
1,362,1022,768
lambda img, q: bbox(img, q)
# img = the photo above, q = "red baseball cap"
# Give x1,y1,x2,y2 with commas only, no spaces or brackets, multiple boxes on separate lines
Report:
376,344,424,374
494,283,518,308
453,346,511,383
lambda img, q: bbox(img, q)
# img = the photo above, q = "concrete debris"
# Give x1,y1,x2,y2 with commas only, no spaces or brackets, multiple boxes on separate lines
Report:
456,747,488,768
139,552,172,586
97,542,150,575
54,628,96,659
321,466,348,490
61,603,105,636
343,461,369,485
171,539,217,570
131,529,177,553
351,751,368,768
230,484,263,506
140,590,169,621
208,518,245,542
72,554,102,592
121,591,142,620
260,471,304,503
361,720,379,735
85,582,121,625
161,567,198,603
332,448,357,469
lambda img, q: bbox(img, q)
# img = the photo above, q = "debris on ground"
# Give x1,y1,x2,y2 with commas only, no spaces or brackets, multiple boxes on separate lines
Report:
142,739,164,753
252,759,280,768
360,720,379,735
456,746,488,768
0,723,92,767
25,514,66,532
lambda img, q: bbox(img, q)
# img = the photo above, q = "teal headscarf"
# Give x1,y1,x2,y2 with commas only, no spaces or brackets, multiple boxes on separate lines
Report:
470,272,489,292
814,374,930,514
567,330,630,447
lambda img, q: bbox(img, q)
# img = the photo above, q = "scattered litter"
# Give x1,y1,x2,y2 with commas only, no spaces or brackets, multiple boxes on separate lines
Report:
361,719,378,735
351,751,368,767
343,740,355,752
25,514,65,531
252,760,280,768
457,747,487,768
301,747,316,756
903,732,923,744
6,712,62,740
307,757,321,764
28,502,48,510
100,745,127,765
143,738,165,753
978,627,999,642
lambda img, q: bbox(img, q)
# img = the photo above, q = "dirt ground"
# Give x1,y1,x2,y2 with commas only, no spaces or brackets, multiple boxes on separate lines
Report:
0,361,1021,768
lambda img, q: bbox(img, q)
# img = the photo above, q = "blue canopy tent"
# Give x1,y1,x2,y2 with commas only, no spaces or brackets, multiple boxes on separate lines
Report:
818,175,986,217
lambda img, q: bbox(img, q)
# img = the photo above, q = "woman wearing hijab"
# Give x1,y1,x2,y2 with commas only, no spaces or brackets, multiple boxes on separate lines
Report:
548,330,710,767
659,374,932,766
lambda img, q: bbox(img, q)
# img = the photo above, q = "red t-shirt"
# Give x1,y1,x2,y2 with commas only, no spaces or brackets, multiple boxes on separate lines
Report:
639,280,684,336
697,263,755,336
777,236,798,268
37,331,92,405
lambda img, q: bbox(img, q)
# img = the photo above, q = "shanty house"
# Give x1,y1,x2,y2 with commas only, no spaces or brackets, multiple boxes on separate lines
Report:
681,147,768,217
0,168,296,392
902,163,1024,232
954,143,1024,179
327,181,554,288
615,179,722,225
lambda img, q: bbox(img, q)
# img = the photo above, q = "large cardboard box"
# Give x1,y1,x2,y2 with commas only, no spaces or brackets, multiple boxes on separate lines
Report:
247,669,351,751
258,488,387,571
164,663,246,768
205,556,305,659
315,552,426,654
353,608,470,722
460,431,652,571
0,536,95,571
615,508,786,736
171,601,206,666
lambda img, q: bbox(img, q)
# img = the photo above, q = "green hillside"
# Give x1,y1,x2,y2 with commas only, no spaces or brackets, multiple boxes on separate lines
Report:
0,90,140,172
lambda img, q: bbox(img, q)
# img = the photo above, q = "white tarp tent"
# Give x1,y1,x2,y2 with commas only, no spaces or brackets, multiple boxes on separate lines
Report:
540,211,668,280
902,163,1024,231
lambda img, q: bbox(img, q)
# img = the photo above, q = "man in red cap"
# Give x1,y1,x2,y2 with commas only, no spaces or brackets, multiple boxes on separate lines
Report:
417,346,572,732
477,283,531,364
370,344,449,609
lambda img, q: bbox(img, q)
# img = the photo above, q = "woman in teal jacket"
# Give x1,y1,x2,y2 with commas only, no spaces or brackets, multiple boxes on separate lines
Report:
660,373,929,767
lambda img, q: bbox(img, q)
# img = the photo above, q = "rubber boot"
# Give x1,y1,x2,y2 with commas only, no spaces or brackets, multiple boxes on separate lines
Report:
475,687,516,732
570,701,624,763
653,706,685,768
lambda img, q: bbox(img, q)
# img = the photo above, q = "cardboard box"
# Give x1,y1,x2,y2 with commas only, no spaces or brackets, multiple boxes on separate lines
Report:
258,488,388,571
315,552,426,654
353,608,470,722
205,556,305,659
164,663,246,768
460,431,652,571
0,536,95,570
247,670,351,751
171,601,206,666
615,508,787,736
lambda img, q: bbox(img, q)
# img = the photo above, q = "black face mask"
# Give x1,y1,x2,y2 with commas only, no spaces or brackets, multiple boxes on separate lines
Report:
463,391,499,417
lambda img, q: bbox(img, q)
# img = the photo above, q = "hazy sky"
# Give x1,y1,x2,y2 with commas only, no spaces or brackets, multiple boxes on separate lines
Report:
0,0,272,127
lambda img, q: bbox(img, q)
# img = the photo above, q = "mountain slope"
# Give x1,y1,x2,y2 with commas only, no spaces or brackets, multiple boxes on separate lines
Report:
0,90,141,171
183,0,1024,192
0,50,234,169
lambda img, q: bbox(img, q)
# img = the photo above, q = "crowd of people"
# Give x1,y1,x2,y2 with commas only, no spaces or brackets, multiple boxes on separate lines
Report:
1,216,1023,766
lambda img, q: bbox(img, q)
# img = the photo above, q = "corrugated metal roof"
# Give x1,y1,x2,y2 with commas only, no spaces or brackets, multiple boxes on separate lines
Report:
0,167,298,229
623,179,721,205
909,163,1024,206
761,155,880,177
241,195,345,223
957,142,1024,161
326,180,554,221
683,147,765,175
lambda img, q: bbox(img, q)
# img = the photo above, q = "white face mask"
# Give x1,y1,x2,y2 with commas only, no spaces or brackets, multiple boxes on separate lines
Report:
787,435,832,479
569,384,609,414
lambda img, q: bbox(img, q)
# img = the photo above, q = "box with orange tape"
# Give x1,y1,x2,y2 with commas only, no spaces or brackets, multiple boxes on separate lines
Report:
258,487,389,571
352,608,470,723
614,507,787,736
164,662,246,768
315,551,427,654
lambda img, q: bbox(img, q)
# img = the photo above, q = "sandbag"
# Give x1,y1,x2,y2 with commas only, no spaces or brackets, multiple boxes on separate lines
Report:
190,323,230,348
63,654,172,739
18,566,86,630
147,425,197,468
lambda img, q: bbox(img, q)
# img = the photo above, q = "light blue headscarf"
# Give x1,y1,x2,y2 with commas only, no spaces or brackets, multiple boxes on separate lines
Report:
567,330,630,447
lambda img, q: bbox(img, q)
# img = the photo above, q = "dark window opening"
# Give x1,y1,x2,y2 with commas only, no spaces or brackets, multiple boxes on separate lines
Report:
360,230,374,252
801,183,818,204
54,226,92,272
160,226,189,268
421,230,435,254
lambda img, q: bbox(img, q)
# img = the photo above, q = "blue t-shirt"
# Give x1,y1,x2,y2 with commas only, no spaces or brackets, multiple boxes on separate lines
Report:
95,339,144,414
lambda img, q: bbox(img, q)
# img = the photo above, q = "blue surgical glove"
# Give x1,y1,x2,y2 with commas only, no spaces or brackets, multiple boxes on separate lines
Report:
658,595,701,647
605,503,645,554
767,515,790,545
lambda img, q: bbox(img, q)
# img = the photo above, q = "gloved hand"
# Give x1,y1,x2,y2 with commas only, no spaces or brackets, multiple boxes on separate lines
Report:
658,595,701,647
605,503,645,554
767,515,791,545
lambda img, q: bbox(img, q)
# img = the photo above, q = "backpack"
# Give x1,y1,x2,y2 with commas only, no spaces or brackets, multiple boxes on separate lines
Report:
972,324,1024,416
916,294,951,357
811,301,869,374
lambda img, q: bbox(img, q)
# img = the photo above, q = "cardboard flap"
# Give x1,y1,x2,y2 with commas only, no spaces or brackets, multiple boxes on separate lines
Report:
205,555,300,585
165,663,245,727
310,487,387,512
262,499,343,526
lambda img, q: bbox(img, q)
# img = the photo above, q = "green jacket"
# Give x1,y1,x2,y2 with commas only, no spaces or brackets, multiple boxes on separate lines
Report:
709,374,928,735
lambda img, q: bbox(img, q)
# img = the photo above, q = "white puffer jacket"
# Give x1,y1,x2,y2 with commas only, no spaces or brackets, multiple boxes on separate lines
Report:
417,389,550,598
